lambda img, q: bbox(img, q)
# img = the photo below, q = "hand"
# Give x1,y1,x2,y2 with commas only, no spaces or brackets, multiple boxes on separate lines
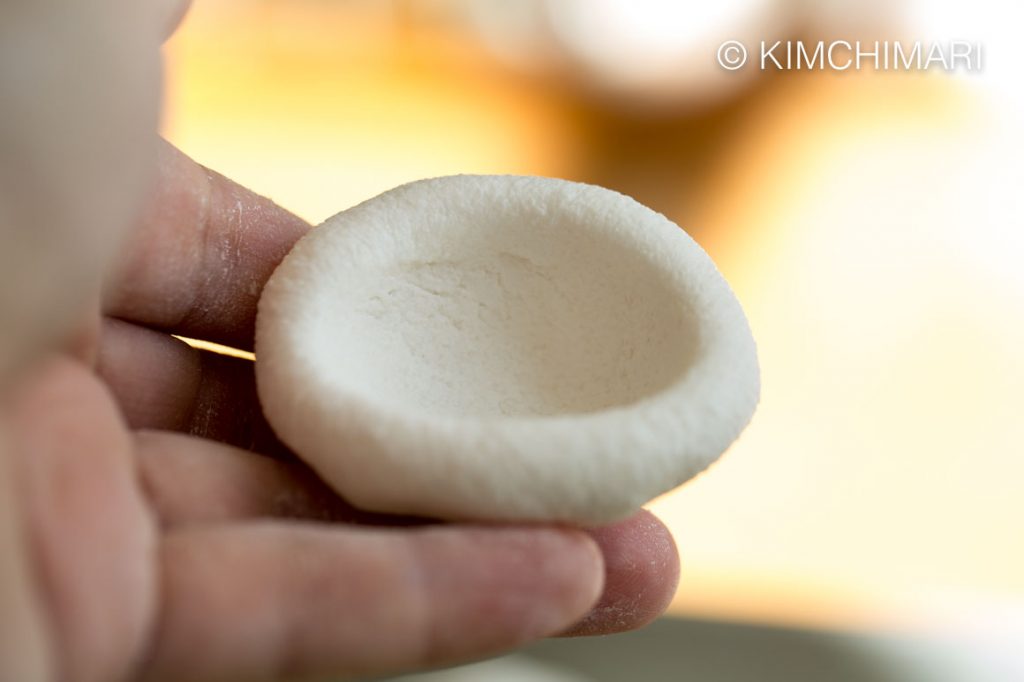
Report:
0,141,680,682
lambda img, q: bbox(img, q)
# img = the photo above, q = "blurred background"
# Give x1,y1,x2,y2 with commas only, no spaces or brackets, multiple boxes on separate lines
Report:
163,0,1023,675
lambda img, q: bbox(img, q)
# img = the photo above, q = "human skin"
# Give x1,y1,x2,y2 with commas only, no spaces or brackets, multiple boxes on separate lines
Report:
0,0,162,385
0,4,680,681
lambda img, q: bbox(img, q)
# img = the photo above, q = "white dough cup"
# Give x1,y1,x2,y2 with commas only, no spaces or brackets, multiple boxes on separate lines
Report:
255,175,759,525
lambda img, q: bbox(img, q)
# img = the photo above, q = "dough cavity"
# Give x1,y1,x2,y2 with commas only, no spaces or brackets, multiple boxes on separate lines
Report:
321,222,697,419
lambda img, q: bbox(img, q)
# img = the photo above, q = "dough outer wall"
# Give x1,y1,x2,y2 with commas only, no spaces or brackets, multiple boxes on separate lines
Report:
255,175,759,525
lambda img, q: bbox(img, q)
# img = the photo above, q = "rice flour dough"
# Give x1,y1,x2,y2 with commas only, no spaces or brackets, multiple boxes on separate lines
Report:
255,175,759,524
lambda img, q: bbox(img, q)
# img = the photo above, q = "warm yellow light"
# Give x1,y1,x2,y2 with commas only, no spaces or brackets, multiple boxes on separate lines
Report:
655,72,1024,631
162,1,572,224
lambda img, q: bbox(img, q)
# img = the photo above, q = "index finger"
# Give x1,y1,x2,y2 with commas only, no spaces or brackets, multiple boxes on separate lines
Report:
103,139,310,350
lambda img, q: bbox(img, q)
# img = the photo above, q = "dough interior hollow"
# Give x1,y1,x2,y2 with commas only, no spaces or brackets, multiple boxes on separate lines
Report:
256,175,759,524
315,201,698,418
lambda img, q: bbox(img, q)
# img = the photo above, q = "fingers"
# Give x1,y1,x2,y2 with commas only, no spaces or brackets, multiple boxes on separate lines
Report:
134,430,419,527
95,319,197,433
562,510,680,637
103,140,310,350
96,318,285,455
60,296,102,368
3,357,157,682
134,429,677,638
0,440,54,682
140,523,602,682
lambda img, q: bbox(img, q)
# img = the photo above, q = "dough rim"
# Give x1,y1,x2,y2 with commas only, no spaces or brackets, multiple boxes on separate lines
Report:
255,175,760,524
